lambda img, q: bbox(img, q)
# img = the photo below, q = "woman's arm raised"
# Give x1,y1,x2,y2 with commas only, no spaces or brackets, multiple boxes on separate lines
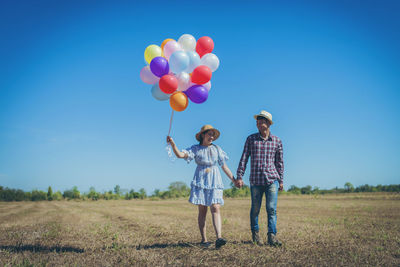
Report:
166,136,188,159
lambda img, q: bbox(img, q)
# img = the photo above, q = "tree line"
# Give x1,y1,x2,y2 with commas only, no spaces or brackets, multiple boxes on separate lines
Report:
285,182,400,195
0,182,399,202
0,182,191,202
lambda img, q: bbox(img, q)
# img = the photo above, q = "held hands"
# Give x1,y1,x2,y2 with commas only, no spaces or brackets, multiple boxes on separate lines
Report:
234,179,244,188
232,179,280,190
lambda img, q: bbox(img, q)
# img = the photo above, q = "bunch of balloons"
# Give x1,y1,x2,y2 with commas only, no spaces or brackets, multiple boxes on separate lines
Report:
140,34,220,112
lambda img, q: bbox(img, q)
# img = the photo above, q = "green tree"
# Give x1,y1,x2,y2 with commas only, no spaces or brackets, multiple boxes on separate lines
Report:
114,185,121,196
53,191,63,200
88,187,100,200
63,186,80,199
344,182,354,192
0,188,26,201
152,189,161,198
129,189,140,199
138,188,147,199
168,181,190,198
312,186,320,194
72,186,80,199
47,186,53,201
160,191,171,199
288,185,301,194
31,190,47,201
24,191,32,200
301,185,312,195
15,189,26,201
63,189,74,199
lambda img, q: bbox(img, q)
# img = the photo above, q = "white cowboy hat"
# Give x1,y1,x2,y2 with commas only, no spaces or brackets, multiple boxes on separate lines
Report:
254,110,273,125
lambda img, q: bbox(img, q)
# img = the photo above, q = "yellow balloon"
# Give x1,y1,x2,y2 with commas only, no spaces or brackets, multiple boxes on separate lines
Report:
144,45,162,64
170,92,188,112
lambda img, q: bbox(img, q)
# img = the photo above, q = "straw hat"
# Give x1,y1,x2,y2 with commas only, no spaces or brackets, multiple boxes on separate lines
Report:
195,125,220,141
254,110,274,125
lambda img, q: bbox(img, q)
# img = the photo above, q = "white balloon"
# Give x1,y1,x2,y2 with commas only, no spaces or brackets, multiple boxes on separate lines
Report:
178,34,196,51
200,53,220,72
185,51,201,73
177,72,191,91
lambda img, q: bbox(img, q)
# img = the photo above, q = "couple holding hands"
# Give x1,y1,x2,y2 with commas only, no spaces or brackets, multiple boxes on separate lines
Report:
167,110,284,249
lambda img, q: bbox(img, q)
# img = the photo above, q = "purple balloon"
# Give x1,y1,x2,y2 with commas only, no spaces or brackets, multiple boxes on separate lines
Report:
150,57,169,77
185,85,208,104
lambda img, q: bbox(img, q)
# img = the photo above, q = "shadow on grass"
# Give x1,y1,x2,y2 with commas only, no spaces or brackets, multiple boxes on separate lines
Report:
231,240,254,245
0,244,84,253
136,240,256,250
136,242,200,250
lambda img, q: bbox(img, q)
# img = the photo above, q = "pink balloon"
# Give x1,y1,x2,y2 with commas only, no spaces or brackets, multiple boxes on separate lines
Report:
203,81,211,91
140,66,159,84
185,80,211,91
163,40,182,60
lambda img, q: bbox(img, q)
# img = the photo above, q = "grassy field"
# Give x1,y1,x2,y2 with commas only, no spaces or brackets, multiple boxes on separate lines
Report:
0,193,399,266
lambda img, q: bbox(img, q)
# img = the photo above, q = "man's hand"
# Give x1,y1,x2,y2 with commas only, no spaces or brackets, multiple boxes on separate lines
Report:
235,179,244,188
279,183,283,191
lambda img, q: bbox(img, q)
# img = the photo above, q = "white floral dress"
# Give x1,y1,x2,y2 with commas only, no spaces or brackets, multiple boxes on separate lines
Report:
182,144,229,206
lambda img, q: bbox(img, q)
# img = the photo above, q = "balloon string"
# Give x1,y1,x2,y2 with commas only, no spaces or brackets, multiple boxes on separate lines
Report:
168,110,174,136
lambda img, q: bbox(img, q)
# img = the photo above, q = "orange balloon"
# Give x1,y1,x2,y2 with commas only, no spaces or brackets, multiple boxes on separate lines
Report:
170,92,188,112
161,38,174,50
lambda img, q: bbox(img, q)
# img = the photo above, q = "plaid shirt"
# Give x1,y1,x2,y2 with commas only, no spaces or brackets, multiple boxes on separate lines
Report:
236,132,284,185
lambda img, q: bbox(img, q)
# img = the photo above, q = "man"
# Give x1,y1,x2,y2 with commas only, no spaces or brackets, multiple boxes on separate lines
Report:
236,110,284,246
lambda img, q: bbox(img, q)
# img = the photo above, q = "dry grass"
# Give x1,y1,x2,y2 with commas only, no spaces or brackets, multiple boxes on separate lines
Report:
0,193,399,266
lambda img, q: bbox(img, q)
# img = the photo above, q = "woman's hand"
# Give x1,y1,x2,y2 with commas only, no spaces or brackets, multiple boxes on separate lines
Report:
234,179,244,188
166,136,186,158
166,136,175,146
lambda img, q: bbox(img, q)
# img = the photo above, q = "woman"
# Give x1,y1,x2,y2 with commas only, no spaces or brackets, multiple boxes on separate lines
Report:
167,125,236,248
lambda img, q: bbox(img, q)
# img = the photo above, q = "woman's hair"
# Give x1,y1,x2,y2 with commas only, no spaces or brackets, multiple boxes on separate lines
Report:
198,130,210,145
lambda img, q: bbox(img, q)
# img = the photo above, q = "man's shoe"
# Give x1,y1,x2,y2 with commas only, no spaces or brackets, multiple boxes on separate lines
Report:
252,231,262,246
267,233,282,247
215,238,227,249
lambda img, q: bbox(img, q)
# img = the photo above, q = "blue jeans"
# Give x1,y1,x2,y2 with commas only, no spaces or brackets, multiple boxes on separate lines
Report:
250,181,279,234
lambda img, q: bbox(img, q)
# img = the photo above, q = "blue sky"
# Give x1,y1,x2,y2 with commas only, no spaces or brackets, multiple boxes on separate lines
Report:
1,0,399,194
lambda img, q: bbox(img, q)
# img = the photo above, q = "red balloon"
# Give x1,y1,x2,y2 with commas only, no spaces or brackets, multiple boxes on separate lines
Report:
159,74,178,94
196,36,214,58
191,65,212,85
